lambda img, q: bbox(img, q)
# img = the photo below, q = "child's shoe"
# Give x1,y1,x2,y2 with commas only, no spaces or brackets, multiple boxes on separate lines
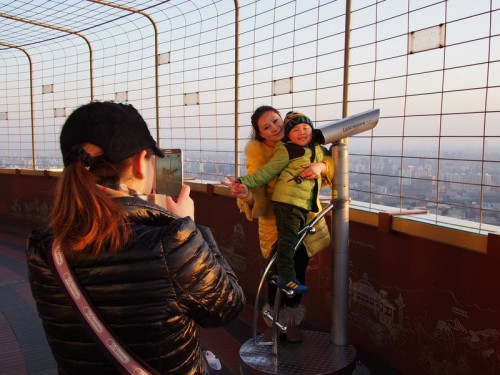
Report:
275,277,309,294
261,269,279,282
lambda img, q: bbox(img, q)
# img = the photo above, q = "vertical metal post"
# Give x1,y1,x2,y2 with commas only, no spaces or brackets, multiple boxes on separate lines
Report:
331,142,349,345
331,0,351,346
341,0,352,120
234,0,240,177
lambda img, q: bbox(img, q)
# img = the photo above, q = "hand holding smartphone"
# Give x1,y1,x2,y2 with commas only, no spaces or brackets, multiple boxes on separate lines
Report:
165,184,195,220
155,149,183,198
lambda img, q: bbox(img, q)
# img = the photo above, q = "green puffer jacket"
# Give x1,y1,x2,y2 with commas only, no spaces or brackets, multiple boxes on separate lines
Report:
238,141,328,213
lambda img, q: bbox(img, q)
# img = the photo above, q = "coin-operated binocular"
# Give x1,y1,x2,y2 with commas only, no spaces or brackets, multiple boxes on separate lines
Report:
315,108,380,144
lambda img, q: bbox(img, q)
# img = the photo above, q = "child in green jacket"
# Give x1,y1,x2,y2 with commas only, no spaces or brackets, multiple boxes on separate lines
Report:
237,111,329,293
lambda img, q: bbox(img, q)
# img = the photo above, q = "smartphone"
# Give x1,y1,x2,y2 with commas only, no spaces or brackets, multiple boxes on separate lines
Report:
155,149,183,197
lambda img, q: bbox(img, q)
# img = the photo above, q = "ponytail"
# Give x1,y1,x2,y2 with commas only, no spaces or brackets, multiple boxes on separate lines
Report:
50,156,131,255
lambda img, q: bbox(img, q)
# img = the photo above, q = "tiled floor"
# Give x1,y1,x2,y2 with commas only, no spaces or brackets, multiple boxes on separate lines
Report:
0,221,395,375
0,223,58,375
0,222,261,375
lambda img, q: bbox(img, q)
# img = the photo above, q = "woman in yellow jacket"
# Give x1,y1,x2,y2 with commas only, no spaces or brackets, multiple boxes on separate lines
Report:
228,105,333,342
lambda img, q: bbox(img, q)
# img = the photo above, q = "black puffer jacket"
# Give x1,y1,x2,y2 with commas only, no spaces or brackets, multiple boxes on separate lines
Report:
27,196,245,374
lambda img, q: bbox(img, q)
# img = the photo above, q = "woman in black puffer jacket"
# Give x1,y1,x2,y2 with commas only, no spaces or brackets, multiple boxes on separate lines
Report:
26,101,245,375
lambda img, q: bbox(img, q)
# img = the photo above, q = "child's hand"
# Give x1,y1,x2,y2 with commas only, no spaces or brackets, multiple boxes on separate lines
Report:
221,176,249,199
300,162,326,179
220,175,236,188
166,184,195,220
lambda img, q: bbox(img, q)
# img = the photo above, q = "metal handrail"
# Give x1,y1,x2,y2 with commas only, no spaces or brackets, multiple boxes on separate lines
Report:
251,202,335,356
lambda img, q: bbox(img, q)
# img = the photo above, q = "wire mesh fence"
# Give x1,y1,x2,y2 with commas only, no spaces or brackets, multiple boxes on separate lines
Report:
0,0,499,233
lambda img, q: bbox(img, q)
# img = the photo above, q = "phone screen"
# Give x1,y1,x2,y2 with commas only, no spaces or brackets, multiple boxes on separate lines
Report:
155,149,183,197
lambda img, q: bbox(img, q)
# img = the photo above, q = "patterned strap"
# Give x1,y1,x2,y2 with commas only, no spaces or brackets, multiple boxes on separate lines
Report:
49,241,158,375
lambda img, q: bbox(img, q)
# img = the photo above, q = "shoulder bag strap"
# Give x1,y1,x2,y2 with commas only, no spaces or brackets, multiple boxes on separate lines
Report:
48,240,159,375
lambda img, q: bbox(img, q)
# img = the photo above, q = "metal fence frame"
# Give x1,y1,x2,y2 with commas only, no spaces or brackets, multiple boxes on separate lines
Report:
1,0,499,234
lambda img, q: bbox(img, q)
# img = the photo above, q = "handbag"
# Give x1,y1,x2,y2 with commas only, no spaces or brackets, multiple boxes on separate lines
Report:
48,240,159,375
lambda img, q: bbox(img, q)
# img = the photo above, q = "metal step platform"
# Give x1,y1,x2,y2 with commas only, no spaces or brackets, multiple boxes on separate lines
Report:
239,330,356,375
240,199,357,374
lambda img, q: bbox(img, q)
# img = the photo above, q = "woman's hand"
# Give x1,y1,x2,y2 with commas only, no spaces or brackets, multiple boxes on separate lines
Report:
221,176,250,199
300,162,326,180
166,184,195,220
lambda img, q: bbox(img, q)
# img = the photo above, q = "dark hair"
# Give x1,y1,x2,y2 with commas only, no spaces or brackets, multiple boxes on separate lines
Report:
250,105,281,141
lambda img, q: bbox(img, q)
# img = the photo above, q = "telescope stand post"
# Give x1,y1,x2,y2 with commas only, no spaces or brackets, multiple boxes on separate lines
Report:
331,140,350,346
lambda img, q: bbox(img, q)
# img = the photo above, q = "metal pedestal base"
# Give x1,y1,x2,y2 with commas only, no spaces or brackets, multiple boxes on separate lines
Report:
239,330,356,375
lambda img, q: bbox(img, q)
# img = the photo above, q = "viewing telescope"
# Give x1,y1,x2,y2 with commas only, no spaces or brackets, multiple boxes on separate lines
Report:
316,108,380,144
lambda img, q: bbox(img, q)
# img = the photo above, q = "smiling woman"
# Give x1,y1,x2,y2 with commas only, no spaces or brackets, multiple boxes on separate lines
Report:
223,107,333,343
235,111,328,293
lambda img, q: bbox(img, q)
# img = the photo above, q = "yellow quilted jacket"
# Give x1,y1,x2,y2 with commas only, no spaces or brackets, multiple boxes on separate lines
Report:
237,140,333,259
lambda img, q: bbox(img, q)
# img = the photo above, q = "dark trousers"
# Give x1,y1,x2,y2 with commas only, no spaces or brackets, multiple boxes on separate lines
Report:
272,202,309,281
267,243,310,307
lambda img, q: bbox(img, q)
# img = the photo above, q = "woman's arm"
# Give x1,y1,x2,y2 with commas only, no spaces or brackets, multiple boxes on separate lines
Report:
162,217,245,326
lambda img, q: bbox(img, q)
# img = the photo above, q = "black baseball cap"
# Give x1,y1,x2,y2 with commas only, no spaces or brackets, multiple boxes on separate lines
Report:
60,101,163,166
